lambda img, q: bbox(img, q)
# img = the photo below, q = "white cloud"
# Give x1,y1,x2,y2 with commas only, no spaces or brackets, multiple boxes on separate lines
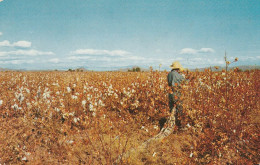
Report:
0,40,11,47
175,57,185,61
68,56,92,60
13,41,32,48
67,52,168,70
238,56,260,61
180,48,198,55
72,49,130,56
0,59,34,65
180,48,215,55
69,49,150,68
0,0,3,2
49,58,60,63
68,53,145,63
10,60,34,64
183,57,225,68
0,49,55,56
198,48,215,53
0,40,32,48
126,56,146,61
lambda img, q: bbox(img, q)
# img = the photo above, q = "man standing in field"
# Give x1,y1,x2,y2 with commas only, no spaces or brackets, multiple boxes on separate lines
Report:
167,61,186,128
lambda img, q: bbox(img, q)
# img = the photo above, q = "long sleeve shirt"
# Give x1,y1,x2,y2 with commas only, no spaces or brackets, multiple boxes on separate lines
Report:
167,70,185,87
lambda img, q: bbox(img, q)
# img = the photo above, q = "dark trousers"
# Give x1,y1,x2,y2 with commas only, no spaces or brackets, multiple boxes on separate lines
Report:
168,93,183,127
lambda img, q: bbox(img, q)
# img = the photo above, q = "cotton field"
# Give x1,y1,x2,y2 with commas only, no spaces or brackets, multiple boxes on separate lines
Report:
0,70,259,164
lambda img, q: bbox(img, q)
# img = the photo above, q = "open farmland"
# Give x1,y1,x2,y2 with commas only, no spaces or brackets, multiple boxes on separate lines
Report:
0,70,259,164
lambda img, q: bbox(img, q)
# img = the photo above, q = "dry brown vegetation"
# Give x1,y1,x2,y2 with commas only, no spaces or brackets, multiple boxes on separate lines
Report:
0,69,259,164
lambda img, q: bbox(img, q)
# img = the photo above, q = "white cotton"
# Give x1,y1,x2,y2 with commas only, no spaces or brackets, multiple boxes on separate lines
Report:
66,140,74,144
16,93,25,103
25,88,30,93
82,100,87,107
89,104,95,111
73,117,80,123
71,95,78,100
12,104,21,110
55,108,60,112
67,87,71,93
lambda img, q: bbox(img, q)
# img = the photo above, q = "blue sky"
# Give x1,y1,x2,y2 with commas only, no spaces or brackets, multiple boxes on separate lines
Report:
0,0,259,70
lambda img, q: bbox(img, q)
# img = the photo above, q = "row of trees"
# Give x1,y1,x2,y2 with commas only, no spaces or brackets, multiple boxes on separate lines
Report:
128,67,141,72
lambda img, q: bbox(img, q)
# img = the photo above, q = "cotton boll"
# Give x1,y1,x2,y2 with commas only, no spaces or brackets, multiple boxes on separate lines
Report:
82,100,87,107
67,87,71,93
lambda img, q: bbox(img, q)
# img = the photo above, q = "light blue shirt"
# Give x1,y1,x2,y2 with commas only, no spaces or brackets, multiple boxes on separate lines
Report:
167,70,185,87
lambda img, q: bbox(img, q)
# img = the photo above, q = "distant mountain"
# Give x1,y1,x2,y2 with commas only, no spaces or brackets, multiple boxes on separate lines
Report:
0,65,258,72
116,65,260,72
191,65,260,72
0,67,28,71
231,65,260,71
116,66,150,72
0,67,14,71
0,68,7,71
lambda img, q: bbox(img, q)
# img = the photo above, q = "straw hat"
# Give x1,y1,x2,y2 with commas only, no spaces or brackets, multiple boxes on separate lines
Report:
170,61,183,70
